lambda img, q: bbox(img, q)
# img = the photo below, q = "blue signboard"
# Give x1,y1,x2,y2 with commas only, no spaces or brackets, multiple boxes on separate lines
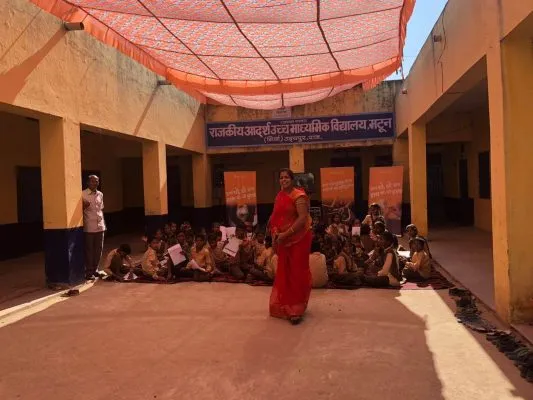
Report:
206,112,394,148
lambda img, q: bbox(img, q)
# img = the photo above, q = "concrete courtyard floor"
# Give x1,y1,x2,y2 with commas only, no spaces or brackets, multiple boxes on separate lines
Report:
1,282,533,400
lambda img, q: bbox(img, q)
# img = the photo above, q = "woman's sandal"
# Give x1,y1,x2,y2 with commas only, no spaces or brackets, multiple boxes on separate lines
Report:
289,316,303,325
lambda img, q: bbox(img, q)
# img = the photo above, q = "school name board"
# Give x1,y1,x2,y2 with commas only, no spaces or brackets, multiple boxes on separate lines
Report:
206,112,395,148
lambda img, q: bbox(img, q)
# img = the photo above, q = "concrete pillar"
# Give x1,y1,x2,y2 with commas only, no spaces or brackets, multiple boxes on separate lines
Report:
393,137,410,231
487,37,533,323
289,146,305,173
408,123,428,237
40,117,84,286
142,141,168,234
192,153,212,228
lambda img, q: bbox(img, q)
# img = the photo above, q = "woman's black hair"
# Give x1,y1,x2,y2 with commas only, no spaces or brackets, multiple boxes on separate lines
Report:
279,168,295,180
382,230,395,246
360,224,371,235
119,244,132,255
196,234,206,241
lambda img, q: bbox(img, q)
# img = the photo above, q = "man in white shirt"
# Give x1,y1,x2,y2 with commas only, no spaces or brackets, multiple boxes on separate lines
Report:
82,175,106,280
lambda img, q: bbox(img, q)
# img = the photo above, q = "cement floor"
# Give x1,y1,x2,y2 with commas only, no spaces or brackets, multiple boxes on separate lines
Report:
0,233,145,311
1,283,532,400
427,227,494,309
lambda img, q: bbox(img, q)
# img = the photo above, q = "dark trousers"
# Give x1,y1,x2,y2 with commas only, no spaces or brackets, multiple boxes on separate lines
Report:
403,268,426,282
331,272,362,287
362,275,390,287
249,267,272,282
84,231,105,276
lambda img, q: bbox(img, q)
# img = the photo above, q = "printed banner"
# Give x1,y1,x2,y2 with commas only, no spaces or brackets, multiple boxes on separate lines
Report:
207,112,394,148
320,167,355,224
224,172,257,227
368,166,404,235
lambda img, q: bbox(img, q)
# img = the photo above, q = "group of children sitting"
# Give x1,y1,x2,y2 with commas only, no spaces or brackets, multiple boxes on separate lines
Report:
101,203,433,289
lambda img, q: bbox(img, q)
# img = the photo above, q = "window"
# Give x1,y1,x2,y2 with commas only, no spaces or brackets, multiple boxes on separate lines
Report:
478,151,491,199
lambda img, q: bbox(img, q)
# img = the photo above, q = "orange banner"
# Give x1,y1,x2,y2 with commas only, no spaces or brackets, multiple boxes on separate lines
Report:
320,167,355,223
368,166,404,234
224,172,257,226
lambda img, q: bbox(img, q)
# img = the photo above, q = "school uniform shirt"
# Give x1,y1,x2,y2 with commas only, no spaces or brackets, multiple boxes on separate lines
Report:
210,246,227,265
266,254,278,279
102,249,131,276
309,252,328,288
82,189,106,233
410,251,432,279
256,247,274,269
190,245,213,272
142,248,159,278
254,242,266,264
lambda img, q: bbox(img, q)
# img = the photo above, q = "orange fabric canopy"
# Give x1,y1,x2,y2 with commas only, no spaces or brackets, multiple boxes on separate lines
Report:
31,0,415,109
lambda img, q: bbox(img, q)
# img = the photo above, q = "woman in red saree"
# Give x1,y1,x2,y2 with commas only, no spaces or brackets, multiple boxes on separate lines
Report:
269,169,312,325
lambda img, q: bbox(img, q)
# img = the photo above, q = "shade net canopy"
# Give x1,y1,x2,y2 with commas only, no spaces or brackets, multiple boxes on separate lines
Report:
32,0,415,109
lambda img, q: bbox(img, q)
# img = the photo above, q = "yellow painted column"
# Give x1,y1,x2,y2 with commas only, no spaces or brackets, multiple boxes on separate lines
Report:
408,123,428,237
192,153,212,227
40,116,84,285
393,137,410,204
289,146,305,173
142,141,168,233
487,37,533,323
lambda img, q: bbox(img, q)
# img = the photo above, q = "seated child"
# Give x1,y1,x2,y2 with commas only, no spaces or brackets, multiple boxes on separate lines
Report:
309,240,328,288
360,224,375,255
249,236,274,282
361,231,401,288
228,225,254,280
185,231,195,251
352,235,368,269
176,231,191,259
268,253,278,280
141,236,168,281
102,244,133,281
253,232,266,264
180,221,193,232
245,222,255,239
406,224,432,258
364,235,385,275
327,213,349,237
331,239,361,287
321,236,337,275
164,222,178,247
208,233,228,273
185,234,213,282
371,220,386,241
403,237,432,281
154,228,168,260
211,222,221,233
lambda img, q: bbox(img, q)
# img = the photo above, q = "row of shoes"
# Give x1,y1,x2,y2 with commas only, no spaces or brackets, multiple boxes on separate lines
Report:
449,287,495,333
450,287,533,384
487,331,533,383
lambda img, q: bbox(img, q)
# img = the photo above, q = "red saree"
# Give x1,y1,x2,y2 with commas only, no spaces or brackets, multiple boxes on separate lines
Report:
269,188,312,319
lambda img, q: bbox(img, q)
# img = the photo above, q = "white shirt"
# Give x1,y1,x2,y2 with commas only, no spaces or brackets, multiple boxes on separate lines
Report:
82,188,106,233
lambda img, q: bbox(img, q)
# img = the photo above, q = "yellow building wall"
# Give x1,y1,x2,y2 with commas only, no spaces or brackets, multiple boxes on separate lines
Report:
0,111,153,224
0,112,40,224
0,0,204,152
207,82,401,124
467,110,492,232
395,0,533,135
